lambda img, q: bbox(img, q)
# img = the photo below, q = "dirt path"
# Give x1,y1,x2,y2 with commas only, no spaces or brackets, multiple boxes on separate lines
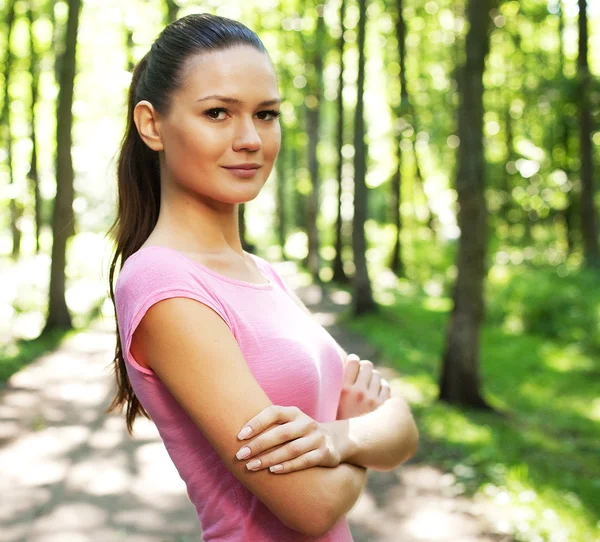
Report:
0,263,512,542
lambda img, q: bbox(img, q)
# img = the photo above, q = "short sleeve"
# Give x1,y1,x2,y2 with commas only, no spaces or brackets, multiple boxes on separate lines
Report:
114,248,234,376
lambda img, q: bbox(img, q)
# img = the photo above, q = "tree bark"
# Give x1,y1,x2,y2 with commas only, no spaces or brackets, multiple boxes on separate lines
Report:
332,0,349,284
439,0,493,408
352,0,376,315
306,2,325,282
558,2,577,253
27,1,43,254
389,0,407,276
577,0,599,267
43,0,82,333
276,124,287,256
1,0,22,259
164,0,179,23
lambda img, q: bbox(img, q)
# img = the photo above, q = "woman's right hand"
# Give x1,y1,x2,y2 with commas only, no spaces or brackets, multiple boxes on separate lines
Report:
336,354,391,420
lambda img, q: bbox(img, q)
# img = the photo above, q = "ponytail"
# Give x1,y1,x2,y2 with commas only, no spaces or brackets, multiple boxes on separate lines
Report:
104,53,160,435
105,13,269,435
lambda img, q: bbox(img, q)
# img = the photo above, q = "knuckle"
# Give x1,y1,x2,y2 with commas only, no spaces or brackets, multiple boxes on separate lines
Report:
278,426,291,441
302,455,311,468
307,419,318,432
289,441,302,455
355,390,365,402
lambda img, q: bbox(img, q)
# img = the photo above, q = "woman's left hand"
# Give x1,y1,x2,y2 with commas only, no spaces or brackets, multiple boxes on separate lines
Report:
234,405,342,474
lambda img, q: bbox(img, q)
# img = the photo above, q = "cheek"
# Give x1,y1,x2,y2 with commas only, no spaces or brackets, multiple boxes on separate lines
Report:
166,125,222,167
263,128,282,157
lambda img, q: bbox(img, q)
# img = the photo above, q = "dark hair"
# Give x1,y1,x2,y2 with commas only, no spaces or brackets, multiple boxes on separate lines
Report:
105,13,268,435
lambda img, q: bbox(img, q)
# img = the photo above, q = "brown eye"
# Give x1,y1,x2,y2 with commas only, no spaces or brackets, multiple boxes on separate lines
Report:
204,108,227,120
258,110,281,121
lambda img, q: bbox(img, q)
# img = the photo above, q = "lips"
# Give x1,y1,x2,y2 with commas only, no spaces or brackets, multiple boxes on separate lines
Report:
223,164,261,170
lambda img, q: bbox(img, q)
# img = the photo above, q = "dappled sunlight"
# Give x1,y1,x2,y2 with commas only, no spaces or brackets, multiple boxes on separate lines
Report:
422,409,493,446
0,327,201,540
539,342,594,373
422,296,452,312
1,232,113,345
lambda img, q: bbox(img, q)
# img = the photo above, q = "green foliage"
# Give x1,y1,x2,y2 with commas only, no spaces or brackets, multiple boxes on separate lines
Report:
341,264,600,542
487,266,600,354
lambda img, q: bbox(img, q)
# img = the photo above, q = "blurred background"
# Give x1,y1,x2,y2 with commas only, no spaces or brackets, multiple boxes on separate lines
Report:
1,0,599,541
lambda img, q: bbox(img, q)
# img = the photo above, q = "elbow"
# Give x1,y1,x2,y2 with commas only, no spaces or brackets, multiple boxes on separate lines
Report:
397,418,420,467
280,508,333,538
377,418,420,472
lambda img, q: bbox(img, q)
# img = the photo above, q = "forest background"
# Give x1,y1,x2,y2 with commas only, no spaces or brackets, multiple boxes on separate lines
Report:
1,0,599,541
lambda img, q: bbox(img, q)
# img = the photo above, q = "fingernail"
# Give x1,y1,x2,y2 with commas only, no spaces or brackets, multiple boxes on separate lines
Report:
236,447,251,460
246,459,261,470
270,464,283,472
238,426,252,440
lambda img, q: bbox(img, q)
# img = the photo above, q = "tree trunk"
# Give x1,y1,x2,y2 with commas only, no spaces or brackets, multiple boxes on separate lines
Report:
332,0,348,284
276,126,287,256
558,2,576,253
577,0,599,267
439,0,493,408
389,0,407,276
306,3,325,282
123,11,135,72
2,0,23,259
238,204,255,253
27,2,43,254
352,0,376,315
164,0,179,23
43,0,82,333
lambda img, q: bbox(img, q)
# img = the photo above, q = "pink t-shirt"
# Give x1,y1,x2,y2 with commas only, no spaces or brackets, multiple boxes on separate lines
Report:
114,246,354,541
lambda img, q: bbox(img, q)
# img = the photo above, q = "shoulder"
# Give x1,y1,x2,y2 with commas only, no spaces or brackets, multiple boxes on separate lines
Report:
115,245,231,337
116,246,198,301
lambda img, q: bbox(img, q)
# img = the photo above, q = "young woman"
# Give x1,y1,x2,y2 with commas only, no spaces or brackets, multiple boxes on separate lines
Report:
106,13,418,541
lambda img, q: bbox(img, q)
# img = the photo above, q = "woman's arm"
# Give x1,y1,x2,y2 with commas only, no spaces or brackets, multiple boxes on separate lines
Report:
283,284,418,470
325,395,418,471
132,297,366,537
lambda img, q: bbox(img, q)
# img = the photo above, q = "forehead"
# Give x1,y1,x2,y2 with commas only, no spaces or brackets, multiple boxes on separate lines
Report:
179,46,279,100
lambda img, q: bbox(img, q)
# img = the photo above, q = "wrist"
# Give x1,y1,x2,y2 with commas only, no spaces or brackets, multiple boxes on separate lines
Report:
323,419,358,465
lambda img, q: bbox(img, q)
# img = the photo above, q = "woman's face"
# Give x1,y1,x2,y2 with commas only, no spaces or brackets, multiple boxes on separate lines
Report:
139,45,282,206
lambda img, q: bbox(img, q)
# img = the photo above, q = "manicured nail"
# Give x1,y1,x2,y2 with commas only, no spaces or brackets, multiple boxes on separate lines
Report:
236,447,251,460
270,464,283,473
246,459,261,470
238,426,252,440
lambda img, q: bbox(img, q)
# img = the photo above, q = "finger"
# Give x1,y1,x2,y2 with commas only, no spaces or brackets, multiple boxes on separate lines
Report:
368,370,382,398
238,405,299,440
354,359,374,389
236,417,316,459
343,355,361,386
268,448,325,474
379,379,391,401
245,434,320,471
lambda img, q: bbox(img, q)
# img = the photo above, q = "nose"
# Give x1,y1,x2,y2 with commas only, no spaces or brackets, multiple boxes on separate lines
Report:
232,116,262,152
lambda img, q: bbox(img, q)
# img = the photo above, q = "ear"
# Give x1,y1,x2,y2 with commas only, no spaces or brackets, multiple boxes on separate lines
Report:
133,100,164,151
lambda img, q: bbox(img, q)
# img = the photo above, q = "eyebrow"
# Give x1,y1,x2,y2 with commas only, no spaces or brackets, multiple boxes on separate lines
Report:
196,94,282,107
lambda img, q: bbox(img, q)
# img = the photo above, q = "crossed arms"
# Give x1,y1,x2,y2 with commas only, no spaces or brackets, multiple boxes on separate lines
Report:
132,294,418,537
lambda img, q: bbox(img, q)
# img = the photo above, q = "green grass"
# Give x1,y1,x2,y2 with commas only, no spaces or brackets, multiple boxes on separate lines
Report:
339,266,600,542
0,327,76,383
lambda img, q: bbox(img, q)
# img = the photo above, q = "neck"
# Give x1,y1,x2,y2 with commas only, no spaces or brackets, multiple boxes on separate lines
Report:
151,189,244,257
